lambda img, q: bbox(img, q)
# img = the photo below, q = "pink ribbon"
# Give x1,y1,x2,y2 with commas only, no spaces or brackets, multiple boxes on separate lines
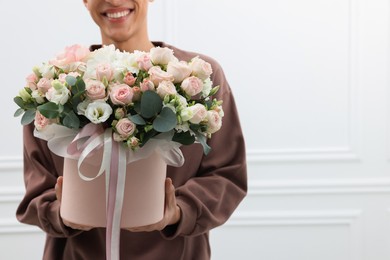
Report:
67,123,126,260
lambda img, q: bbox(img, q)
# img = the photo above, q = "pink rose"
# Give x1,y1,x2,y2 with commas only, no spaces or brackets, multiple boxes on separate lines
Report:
150,47,176,65
26,73,38,90
136,53,153,71
206,110,222,134
140,79,155,92
188,103,208,124
181,76,203,97
124,72,136,86
190,57,213,80
110,84,134,105
167,61,192,83
156,81,177,99
85,79,106,100
148,66,174,85
127,136,140,149
37,78,53,93
115,118,136,139
50,44,90,68
34,111,51,131
96,63,113,82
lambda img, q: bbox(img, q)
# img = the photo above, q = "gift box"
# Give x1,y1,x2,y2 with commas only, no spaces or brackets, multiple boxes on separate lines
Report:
60,149,167,228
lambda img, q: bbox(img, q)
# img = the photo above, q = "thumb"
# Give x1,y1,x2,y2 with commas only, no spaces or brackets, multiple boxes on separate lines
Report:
55,176,63,202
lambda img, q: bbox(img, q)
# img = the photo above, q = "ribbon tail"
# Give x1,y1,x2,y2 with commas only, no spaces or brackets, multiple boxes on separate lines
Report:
106,139,127,260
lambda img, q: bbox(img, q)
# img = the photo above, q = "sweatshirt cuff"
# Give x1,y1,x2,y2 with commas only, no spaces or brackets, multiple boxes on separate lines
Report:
160,196,197,240
47,200,83,237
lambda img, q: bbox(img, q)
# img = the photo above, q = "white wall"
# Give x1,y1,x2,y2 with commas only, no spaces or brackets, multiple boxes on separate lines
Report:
2,0,390,259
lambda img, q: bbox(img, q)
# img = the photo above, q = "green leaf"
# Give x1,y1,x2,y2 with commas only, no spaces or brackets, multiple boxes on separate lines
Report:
172,131,195,145
195,132,211,155
14,108,25,117
14,96,25,109
141,91,162,118
140,129,157,146
71,77,86,95
129,114,146,125
21,109,36,125
65,75,77,87
37,102,63,119
153,107,177,132
63,111,80,129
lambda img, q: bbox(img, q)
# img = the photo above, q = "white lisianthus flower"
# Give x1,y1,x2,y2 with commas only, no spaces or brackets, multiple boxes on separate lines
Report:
31,90,45,104
77,99,92,115
85,100,113,124
45,80,70,105
180,107,193,122
202,78,213,97
39,63,55,79
19,88,31,102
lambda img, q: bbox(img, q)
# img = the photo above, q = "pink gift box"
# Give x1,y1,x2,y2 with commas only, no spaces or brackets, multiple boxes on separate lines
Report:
60,150,167,228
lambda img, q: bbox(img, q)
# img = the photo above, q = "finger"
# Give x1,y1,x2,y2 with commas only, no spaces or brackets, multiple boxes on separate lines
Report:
55,176,63,202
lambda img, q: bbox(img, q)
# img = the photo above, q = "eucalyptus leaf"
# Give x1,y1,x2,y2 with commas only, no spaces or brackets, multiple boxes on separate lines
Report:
141,91,162,118
21,109,36,125
129,114,146,125
38,102,63,119
14,96,25,109
153,107,177,132
195,131,211,155
63,111,80,129
14,108,25,117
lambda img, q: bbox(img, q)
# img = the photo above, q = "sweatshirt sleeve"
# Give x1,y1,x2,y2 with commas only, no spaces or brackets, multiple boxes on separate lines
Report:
16,123,82,237
161,61,248,239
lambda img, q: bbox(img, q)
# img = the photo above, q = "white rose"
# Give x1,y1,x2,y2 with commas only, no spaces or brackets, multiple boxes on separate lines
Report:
190,57,212,81
85,100,113,124
206,110,222,134
150,47,177,65
180,107,193,122
156,81,177,99
167,61,192,83
202,78,213,97
188,103,208,124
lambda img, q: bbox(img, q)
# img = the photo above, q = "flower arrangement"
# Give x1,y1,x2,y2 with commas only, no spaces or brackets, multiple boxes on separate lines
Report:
14,44,223,154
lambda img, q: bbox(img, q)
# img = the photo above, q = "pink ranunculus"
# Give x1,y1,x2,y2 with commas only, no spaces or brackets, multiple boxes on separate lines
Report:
116,118,136,139
181,76,203,97
136,53,153,71
150,47,176,65
34,111,51,131
190,57,213,81
123,72,136,86
167,61,192,83
156,81,177,99
140,79,155,92
206,110,222,134
188,103,208,124
37,78,53,93
26,73,38,90
50,44,90,68
85,79,106,100
96,63,113,82
110,84,134,105
148,66,174,85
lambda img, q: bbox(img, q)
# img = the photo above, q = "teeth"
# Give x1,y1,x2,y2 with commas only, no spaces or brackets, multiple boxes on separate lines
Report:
106,10,130,19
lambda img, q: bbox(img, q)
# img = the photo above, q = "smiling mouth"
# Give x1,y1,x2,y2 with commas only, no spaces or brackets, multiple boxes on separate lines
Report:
104,9,132,19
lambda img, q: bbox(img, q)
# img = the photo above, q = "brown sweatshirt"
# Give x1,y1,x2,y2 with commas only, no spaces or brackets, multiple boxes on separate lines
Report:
16,42,247,260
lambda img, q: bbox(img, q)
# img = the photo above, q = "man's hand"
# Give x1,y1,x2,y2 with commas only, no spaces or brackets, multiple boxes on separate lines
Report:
126,178,181,232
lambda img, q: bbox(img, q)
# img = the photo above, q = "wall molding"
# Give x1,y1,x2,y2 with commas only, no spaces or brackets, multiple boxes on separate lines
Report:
249,178,390,195
226,210,362,227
